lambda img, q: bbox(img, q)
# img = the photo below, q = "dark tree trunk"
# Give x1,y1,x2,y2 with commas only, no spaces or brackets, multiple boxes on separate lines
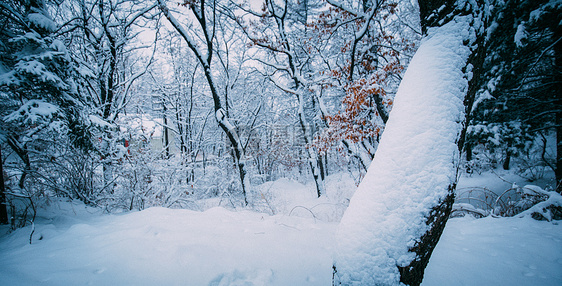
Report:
398,189,455,286
503,151,511,170
163,103,170,159
555,111,562,194
0,146,8,224
417,0,456,34
372,93,389,124
553,25,562,194
466,142,473,162
6,137,30,190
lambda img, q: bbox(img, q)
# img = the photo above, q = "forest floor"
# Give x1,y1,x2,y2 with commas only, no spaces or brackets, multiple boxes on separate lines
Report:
0,170,561,285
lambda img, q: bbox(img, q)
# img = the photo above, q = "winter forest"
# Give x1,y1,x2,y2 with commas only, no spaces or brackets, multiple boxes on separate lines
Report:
0,0,561,285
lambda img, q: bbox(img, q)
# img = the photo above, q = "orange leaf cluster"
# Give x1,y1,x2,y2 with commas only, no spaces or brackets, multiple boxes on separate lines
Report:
315,55,404,152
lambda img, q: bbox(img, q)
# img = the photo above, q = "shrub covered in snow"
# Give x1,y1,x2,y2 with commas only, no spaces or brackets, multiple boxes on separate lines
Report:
453,184,562,221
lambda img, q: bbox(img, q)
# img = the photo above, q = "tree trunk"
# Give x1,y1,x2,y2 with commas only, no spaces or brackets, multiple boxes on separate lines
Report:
503,151,511,170
0,146,8,224
333,1,486,284
554,25,562,194
163,103,170,159
398,189,455,285
6,137,30,190
296,91,325,198
398,2,488,285
466,142,473,162
555,111,562,194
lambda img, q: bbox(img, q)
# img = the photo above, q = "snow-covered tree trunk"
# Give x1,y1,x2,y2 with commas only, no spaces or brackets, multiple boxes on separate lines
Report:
332,1,486,285
297,90,326,198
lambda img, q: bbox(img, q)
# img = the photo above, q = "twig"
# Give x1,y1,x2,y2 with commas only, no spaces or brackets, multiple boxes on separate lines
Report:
289,205,317,223
29,221,35,244
490,169,515,185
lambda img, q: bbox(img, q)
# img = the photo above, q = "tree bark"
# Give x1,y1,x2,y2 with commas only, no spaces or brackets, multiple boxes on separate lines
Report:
0,146,8,224
555,23,562,193
555,110,562,194
398,188,455,285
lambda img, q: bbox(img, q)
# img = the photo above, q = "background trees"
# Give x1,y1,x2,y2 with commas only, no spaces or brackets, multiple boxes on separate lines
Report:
467,0,561,192
313,0,418,176
233,0,331,197
0,0,88,186
0,0,556,249
157,0,253,205
56,0,158,188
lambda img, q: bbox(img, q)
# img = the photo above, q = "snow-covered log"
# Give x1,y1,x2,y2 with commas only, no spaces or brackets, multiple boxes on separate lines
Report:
333,14,476,285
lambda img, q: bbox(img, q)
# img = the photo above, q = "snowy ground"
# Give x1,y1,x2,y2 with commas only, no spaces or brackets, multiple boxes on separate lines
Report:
0,172,561,285
423,216,562,286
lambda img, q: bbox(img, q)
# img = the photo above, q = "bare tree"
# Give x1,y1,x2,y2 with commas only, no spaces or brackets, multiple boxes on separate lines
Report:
232,0,328,197
157,0,249,205
59,0,158,186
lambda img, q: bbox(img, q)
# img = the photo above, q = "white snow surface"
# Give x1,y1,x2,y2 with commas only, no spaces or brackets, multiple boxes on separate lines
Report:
334,16,473,285
0,202,337,286
514,23,527,48
0,190,561,285
0,172,561,285
27,12,57,32
422,216,562,286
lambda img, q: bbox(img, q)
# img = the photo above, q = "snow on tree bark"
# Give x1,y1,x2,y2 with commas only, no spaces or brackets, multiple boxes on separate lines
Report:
332,10,479,286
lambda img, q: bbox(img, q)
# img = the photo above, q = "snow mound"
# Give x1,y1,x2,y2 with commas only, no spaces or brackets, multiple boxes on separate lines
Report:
0,202,336,286
334,15,473,285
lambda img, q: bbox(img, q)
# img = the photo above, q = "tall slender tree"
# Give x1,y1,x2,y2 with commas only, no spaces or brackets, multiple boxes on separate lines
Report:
157,0,249,205
233,0,330,197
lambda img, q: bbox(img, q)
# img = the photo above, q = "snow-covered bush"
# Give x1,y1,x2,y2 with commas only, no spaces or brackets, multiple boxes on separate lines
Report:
2,137,101,229
516,186,562,221
453,184,562,221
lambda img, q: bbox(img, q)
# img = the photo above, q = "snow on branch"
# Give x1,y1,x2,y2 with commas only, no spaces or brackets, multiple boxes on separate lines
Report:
4,100,59,125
